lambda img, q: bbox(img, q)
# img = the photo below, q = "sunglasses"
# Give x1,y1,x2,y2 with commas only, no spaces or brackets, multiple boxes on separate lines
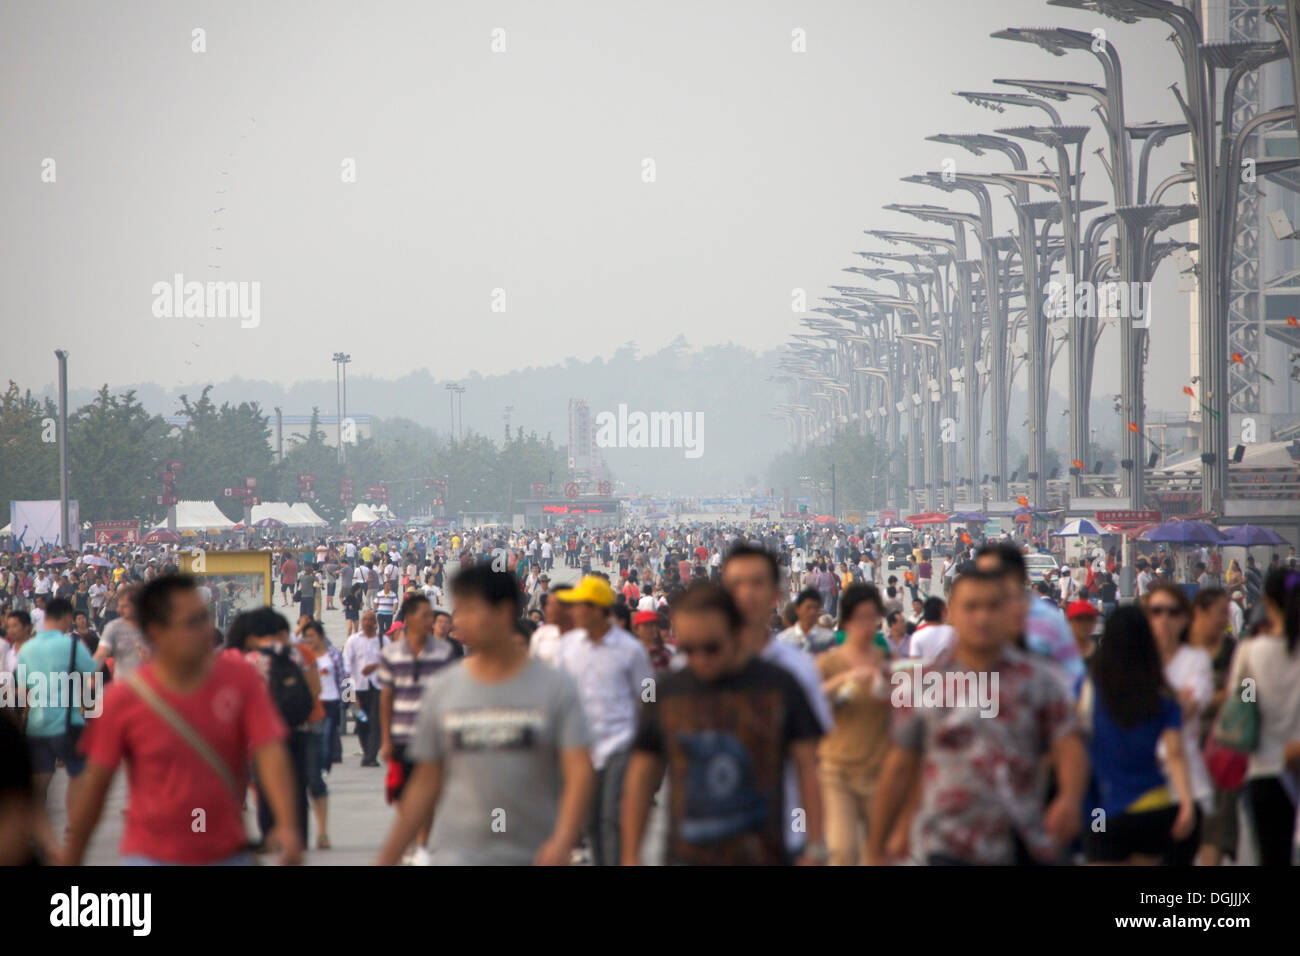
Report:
1147,605,1184,618
678,641,724,658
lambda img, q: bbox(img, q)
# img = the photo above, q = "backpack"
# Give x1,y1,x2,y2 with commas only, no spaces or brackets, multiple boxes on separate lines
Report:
260,646,314,727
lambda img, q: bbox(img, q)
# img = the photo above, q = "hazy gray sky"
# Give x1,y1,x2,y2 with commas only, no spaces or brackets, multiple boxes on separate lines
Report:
3,0,1194,410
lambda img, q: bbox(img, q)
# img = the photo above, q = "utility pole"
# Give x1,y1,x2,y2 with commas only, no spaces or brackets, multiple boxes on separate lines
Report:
332,353,343,464
831,461,837,518
503,405,514,442
55,350,70,548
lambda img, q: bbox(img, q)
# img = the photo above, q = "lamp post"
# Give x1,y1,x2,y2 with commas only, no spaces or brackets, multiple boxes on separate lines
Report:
332,352,351,465
1047,0,1284,513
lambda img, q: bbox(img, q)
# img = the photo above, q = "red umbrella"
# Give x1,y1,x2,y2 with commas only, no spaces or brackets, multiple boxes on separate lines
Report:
813,514,837,524
904,511,950,526
142,529,181,545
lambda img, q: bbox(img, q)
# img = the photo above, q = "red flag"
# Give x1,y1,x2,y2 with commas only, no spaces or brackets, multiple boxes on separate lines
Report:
1128,422,1140,433
1231,352,1245,364
1183,385,1196,398
1071,459,1085,470
1289,316,1299,327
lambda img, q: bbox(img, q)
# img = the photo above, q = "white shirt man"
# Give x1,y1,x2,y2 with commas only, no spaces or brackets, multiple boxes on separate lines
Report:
554,625,652,771
1136,566,1154,597
343,625,388,694
910,621,957,660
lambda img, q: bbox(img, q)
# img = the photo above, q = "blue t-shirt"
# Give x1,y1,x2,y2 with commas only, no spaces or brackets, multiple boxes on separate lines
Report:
17,630,99,738
1087,694,1181,817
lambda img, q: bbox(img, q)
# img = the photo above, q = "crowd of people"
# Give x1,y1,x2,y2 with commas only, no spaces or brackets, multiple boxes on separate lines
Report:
1,519,1298,867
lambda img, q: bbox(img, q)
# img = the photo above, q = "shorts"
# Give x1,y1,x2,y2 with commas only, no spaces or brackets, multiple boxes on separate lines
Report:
1084,805,1178,863
29,733,86,776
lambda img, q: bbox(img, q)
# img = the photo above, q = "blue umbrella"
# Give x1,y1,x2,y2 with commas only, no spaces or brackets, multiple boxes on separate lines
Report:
1141,520,1224,545
949,510,989,524
1218,524,1288,547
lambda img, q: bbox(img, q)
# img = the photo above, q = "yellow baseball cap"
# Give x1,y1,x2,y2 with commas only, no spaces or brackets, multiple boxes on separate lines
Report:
557,575,615,608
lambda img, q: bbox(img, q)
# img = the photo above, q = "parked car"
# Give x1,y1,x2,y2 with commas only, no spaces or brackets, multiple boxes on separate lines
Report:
1024,552,1060,585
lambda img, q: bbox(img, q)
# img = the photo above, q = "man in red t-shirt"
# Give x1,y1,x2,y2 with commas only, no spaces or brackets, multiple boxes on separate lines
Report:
63,575,301,866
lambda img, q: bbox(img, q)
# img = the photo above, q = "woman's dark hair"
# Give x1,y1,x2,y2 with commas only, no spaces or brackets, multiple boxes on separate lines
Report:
612,603,631,630
301,618,326,643
839,583,885,631
1262,567,1300,654
1091,606,1172,728
1143,581,1193,644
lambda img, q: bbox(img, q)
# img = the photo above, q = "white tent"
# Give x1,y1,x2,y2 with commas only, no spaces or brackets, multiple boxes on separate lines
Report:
251,502,304,527
174,500,238,531
290,502,329,528
350,503,380,524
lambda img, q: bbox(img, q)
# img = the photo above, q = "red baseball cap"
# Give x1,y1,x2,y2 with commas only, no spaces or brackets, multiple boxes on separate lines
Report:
1066,600,1099,620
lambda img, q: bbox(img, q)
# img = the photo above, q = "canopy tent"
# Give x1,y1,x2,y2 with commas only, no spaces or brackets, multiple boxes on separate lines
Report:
290,502,329,528
351,503,382,525
173,500,237,532
250,502,305,528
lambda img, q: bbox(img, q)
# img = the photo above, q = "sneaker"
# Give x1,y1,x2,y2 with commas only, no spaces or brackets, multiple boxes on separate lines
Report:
400,846,416,866
411,847,434,866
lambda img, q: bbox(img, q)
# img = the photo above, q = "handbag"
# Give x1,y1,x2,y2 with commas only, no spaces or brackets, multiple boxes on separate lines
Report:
1205,640,1258,790
64,632,84,750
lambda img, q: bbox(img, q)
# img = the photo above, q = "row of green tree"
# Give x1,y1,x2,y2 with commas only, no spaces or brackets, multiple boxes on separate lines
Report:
765,428,904,513
0,383,571,525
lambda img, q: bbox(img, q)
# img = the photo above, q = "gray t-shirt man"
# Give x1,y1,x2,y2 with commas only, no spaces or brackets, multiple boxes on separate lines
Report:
407,658,590,865
99,618,146,677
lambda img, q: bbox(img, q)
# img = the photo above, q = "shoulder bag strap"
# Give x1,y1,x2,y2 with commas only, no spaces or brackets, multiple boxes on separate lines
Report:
125,672,241,798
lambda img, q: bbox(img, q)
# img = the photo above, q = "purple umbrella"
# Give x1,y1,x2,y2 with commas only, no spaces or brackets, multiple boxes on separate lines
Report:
1218,524,1288,547
1140,520,1225,545
949,511,989,524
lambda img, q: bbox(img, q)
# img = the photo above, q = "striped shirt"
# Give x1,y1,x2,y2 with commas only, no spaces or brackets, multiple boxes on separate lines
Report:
374,591,399,617
376,635,461,745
